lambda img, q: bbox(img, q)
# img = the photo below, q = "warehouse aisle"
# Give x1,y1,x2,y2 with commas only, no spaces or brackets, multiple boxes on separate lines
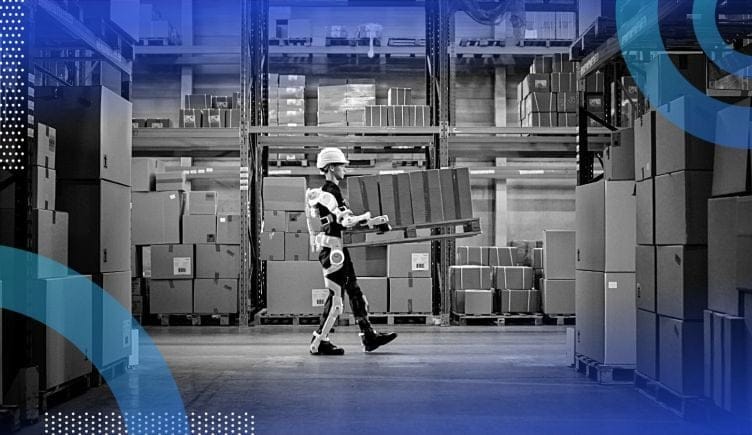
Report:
19,327,730,435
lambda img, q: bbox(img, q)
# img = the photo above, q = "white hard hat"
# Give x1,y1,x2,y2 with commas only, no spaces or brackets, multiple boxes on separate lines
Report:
316,147,349,170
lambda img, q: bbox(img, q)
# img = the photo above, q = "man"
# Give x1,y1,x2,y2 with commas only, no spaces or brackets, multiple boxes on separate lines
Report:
305,147,397,355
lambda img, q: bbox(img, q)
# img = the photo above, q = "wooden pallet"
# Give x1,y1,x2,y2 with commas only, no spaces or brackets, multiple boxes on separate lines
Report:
387,38,417,47
451,312,543,326
257,313,321,326
543,314,576,326
193,314,236,326
157,314,200,326
269,38,313,46
634,372,711,420
338,313,435,326
343,218,481,248
90,358,129,387
575,354,635,384
39,374,91,413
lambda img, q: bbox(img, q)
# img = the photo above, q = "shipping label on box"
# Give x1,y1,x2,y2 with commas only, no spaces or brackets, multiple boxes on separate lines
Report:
522,74,551,96
150,244,194,279
312,289,329,307
212,96,232,109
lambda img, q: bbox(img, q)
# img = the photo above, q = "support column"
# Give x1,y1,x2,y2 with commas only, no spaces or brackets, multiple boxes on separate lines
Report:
495,158,508,247
180,0,194,108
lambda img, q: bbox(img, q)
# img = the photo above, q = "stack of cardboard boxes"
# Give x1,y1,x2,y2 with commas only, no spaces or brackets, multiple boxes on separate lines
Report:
575,125,636,367
519,54,579,127
318,79,376,127
451,246,540,315
37,85,133,373
634,101,714,398
273,75,306,127
364,88,430,127
0,122,95,394
178,93,241,128
541,230,575,315
703,98,752,419
132,159,241,317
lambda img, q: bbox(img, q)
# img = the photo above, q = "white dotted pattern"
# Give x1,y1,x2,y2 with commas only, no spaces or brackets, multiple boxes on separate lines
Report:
44,411,256,434
0,0,28,171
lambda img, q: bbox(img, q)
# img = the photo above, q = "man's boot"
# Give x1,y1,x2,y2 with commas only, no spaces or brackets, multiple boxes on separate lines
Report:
310,332,345,355
359,328,398,352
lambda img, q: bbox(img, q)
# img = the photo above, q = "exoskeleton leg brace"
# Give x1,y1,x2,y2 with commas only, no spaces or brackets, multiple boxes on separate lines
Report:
310,251,346,354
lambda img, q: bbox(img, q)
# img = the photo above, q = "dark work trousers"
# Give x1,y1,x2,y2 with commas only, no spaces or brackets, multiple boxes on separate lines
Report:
317,247,372,333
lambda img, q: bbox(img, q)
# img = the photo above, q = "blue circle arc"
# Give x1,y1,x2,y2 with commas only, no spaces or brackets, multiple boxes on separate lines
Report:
692,0,752,78
616,0,752,150
0,246,189,434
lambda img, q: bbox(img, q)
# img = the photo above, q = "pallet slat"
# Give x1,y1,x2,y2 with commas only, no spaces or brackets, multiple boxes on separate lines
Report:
575,354,634,384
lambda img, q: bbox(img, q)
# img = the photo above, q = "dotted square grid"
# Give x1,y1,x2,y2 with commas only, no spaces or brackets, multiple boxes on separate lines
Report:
0,0,28,171
44,411,256,434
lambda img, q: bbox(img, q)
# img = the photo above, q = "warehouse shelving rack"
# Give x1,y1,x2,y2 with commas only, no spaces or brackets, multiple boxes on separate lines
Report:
570,0,752,185
128,0,615,326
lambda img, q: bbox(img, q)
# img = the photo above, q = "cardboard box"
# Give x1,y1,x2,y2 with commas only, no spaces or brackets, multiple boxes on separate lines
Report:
557,93,578,113
525,93,557,112
388,88,412,106
279,75,306,88
450,266,492,290
360,175,382,217
409,172,427,224
605,129,635,181
708,198,742,315
722,315,748,415
439,169,457,221
344,277,388,314
530,57,553,74
493,266,534,290
0,209,69,278
91,271,131,367
498,289,541,314
263,210,286,233
149,279,193,314
575,180,635,273
712,313,724,405
216,215,240,244
453,289,493,315
636,245,657,312
454,168,473,219
179,109,200,128
488,247,517,267
226,109,241,128
266,261,324,314
260,232,284,261
201,109,222,128
544,230,575,279
525,112,557,127
364,105,389,127
156,172,190,192
284,233,309,261
646,54,707,109
456,246,486,266
636,179,654,245
558,113,578,127
388,243,431,278
193,244,240,280
522,74,551,96
585,71,604,93
131,191,182,245
131,158,165,192
349,246,387,277
553,53,574,73
422,169,444,223
194,279,238,314
655,171,713,245
637,309,658,379
389,277,432,313
533,248,543,269
146,118,170,128
36,86,131,187
378,174,397,224
634,111,656,181
655,98,716,176
211,96,232,109
285,211,306,233
704,311,715,400
713,99,752,196
263,177,306,210
541,279,574,314
32,123,56,169
656,246,707,320
659,316,704,395
182,215,217,244
151,244,194,279
185,94,210,109
551,73,577,93
57,180,130,274
2,167,56,210
395,173,414,225
184,191,218,215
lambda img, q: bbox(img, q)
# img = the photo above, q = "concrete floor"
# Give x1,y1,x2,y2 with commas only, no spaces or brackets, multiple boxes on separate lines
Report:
18,325,749,435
